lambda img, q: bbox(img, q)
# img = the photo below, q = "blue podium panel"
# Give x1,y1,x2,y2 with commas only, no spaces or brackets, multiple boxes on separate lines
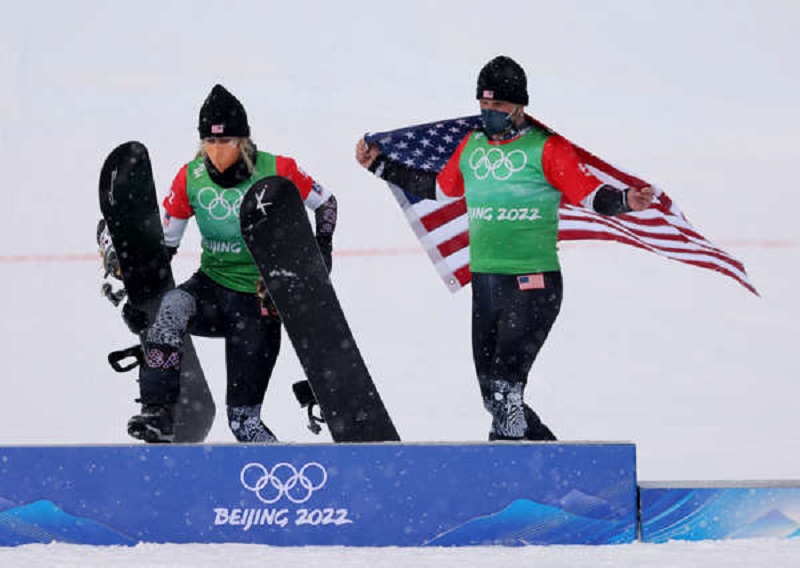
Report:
0,443,636,547
640,481,800,543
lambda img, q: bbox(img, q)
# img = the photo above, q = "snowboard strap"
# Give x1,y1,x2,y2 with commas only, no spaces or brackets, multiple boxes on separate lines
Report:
101,282,127,307
292,380,326,435
108,344,144,373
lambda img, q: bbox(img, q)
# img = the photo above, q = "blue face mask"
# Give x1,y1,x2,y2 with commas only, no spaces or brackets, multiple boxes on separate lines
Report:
480,108,513,137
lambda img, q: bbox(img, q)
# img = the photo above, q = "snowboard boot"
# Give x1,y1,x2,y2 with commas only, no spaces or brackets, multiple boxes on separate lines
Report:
227,405,278,443
484,379,527,440
127,404,174,443
523,404,557,441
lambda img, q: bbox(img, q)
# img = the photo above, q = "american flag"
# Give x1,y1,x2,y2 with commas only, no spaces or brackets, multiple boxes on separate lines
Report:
363,115,757,296
518,274,545,290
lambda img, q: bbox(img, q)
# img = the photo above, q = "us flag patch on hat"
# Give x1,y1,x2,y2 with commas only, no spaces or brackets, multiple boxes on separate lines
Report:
482,90,495,99
211,124,224,134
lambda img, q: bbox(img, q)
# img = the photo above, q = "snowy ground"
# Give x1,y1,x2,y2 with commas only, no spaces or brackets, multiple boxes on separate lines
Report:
1,0,799,565
1,540,800,568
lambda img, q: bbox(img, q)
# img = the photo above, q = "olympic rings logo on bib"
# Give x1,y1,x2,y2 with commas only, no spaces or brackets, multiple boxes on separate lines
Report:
468,147,527,180
197,186,244,220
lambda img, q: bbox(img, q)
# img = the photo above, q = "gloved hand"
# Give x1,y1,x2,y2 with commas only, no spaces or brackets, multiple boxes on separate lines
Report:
316,234,333,274
256,277,280,318
121,302,149,334
96,219,121,280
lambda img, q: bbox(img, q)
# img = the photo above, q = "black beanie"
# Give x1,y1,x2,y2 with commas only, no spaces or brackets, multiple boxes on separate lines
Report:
198,84,251,139
476,56,529,106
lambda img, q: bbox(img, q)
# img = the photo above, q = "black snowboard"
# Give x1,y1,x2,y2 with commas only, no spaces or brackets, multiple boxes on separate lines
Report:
240,176,400,442
99,141,215,443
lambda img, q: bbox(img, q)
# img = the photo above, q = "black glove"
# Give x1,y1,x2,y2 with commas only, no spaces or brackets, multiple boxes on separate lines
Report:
97,219,122,280
122,302,149,334
316,234,333,274
256,277,280,318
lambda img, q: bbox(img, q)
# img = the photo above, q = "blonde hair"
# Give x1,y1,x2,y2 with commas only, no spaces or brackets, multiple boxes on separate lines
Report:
196,138,256,173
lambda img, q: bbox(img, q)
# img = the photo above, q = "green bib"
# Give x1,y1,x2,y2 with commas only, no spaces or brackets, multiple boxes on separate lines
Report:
186,152,278,293
460,128,562,274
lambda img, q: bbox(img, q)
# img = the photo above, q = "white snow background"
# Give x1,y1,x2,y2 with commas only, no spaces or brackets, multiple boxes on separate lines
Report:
0,0,798,565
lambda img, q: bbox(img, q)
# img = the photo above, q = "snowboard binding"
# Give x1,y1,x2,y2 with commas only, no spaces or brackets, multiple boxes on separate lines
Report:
108,344,144,373
101,282,127,307
292,380,326,435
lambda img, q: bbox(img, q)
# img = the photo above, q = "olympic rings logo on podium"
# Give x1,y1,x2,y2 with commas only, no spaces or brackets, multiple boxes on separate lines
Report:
240,462,328,504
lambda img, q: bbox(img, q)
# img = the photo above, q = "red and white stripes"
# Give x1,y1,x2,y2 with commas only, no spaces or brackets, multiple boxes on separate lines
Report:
388,152,758,295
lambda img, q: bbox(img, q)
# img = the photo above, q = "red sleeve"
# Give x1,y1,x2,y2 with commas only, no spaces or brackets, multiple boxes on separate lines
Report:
541,135,604,206
162,164,193,218
275,155,316,200
435,132,471,198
